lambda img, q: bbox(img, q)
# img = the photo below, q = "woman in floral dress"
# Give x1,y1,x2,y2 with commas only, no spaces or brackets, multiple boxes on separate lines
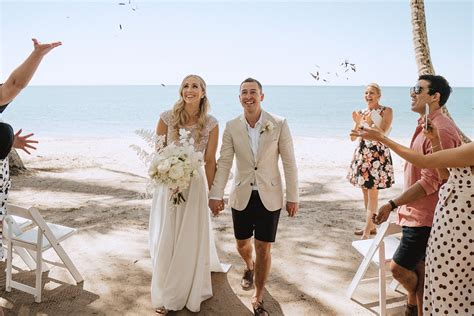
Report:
347,83,395,239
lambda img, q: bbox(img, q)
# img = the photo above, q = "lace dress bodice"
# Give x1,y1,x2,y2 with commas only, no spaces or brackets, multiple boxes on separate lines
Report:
160,110,218,153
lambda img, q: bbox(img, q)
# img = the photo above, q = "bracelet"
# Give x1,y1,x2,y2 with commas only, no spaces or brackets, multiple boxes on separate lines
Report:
388,199,398,211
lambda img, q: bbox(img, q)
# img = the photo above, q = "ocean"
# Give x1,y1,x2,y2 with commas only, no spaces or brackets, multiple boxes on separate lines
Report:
1,85,472,140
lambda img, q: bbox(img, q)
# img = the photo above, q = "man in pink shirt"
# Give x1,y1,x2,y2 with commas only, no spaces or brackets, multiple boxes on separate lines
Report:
373,75,461,316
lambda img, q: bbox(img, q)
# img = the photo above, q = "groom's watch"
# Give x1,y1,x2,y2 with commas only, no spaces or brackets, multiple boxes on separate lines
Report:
388,200,398,211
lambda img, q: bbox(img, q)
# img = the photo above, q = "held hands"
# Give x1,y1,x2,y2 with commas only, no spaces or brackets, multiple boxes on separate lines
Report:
209,199,299,217
13,129,38,154
208,199,225,217
372,203,392,225
32,38,62,56
286,202,298,217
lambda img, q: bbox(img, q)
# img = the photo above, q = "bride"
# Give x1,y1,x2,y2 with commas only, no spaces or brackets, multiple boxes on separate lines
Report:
149,74,229,314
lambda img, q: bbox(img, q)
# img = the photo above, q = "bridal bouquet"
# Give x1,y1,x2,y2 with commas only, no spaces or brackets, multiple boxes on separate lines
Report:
132,129,203,205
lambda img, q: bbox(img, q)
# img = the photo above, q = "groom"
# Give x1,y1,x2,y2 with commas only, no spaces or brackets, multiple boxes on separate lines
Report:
209,78,299,315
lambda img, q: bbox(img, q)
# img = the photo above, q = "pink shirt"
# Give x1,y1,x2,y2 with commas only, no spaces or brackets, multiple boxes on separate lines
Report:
397,108,461,227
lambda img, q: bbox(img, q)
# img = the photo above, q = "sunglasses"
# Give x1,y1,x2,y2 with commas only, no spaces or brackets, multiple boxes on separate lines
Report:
410,85,435,95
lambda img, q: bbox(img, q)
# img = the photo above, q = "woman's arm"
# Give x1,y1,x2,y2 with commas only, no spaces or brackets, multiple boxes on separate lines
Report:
352,127,474,169
350,111,362,141
204,125,219,191
0,39,61,105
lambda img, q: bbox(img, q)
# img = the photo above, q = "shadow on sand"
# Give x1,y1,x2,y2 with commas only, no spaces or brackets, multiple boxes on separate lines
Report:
0,262,100,315
169,272,283,316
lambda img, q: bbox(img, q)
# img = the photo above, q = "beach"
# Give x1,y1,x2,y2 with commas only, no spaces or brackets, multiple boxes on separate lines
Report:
0,135,409,315
2,0,473,312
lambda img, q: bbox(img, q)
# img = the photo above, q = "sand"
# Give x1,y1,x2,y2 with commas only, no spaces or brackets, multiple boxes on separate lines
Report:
0,135,409,315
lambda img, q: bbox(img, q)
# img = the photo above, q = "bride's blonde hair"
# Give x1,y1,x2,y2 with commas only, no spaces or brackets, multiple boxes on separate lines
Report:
171,75,210,143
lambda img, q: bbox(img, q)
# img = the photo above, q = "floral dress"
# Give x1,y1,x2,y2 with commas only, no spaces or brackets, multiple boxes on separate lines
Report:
347,106,394,189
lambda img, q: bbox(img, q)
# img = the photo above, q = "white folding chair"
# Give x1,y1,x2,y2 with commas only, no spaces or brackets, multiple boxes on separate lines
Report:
346,221,404,316
5,204,83,303
3,215,38,270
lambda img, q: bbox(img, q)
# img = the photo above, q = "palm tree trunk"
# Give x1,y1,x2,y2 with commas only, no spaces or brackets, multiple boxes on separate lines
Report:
410,0,471,143
8,149,26,175
411,0,435,75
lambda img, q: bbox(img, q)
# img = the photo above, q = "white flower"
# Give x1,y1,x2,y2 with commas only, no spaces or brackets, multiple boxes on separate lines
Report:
357,177,365,185
157,159,171,172
169,164,185,180
372,161,381,169
260,121,275,134
148,166,158,178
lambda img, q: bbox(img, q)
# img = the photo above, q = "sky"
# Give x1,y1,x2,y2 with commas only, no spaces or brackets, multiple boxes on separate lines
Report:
0,0,472,86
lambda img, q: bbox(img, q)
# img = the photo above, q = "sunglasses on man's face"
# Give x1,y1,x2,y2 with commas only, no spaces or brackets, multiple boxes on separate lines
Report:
410,85,434,95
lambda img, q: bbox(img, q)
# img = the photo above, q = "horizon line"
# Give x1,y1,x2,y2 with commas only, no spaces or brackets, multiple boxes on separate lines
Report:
29,84,474,88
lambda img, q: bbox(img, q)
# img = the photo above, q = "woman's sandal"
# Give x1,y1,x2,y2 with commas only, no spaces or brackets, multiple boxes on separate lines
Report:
155,306,169,315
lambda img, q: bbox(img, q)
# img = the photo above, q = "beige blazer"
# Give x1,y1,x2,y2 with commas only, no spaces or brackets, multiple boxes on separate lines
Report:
210,111,298,211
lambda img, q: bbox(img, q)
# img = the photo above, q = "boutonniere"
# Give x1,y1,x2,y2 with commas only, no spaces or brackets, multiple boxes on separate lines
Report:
260,121,274,135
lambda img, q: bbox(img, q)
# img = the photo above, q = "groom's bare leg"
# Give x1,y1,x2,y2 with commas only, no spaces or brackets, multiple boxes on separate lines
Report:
236,238,254,269
254,239,272,301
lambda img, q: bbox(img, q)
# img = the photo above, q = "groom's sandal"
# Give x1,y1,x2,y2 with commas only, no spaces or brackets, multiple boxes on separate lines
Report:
155,306,169,315
241,265,254,290
354,228,377,236
252,298,269,316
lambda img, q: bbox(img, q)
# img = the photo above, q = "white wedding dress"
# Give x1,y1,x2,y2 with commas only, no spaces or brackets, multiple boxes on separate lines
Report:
149,111,229,312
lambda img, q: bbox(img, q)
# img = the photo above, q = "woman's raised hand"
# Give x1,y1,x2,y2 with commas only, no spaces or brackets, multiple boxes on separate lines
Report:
352,111,362,124
32,38,62,56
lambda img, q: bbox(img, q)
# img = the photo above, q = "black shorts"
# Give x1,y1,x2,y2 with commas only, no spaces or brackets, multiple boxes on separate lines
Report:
231,191,281,243
392,226,431,271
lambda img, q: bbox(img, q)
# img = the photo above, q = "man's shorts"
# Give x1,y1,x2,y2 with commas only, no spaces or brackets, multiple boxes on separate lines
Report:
392,226,432,270
231,191,281,243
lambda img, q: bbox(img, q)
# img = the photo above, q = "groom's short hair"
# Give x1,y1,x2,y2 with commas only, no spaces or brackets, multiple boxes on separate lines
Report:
240,78,263,93
418,74,451,106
